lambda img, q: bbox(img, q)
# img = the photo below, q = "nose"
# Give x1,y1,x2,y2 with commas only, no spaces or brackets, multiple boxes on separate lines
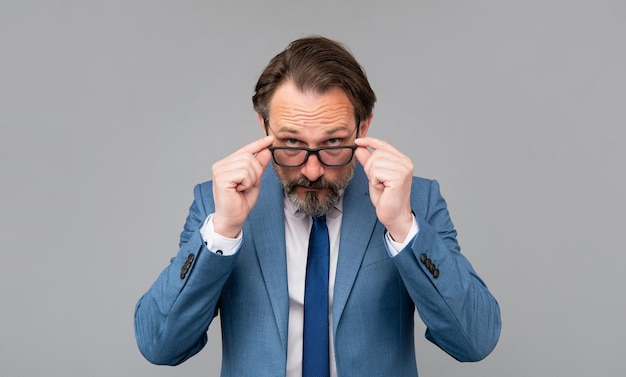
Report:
300,153,325,182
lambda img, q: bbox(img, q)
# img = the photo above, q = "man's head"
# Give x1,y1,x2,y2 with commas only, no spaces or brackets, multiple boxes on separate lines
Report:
252,37,376,216
252,36,376,132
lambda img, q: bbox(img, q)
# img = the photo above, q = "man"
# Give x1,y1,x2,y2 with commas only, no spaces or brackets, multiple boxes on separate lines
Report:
135,36,501,377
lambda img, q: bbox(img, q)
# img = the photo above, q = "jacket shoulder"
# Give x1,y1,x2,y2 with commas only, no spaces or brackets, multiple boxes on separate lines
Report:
410,176,439,198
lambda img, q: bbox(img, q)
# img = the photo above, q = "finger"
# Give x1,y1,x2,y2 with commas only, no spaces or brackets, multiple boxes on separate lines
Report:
214,150,262,186
355,137,411,168
218,135,274,188
354,136,392,151
354,146,372,167
235,135,275,155
355,136,408,161
239,148,272,191
254,147,273,171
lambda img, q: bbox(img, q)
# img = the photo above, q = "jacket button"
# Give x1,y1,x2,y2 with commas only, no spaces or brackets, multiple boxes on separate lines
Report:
433,269,440,279
420,253,427,264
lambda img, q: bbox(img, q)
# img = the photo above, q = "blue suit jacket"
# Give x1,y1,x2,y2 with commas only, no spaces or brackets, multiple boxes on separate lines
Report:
135,164,501,376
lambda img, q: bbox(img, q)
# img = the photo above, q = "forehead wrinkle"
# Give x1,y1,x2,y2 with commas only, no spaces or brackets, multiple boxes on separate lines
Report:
323,125,351,134
269,81,356,132
272,108,354,133
274,104,353,125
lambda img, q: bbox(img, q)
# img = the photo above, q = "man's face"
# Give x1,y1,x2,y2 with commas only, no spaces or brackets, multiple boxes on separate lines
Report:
263,81,369,216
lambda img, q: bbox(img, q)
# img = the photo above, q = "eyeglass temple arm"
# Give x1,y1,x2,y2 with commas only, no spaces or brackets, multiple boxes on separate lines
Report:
263,118,270,136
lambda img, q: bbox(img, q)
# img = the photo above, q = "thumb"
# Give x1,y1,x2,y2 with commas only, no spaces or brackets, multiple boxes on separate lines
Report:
354,146,371,167
255,148,274,170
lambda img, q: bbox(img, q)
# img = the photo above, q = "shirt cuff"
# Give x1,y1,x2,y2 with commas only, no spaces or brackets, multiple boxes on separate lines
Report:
200,214,243,256
385,215,419,257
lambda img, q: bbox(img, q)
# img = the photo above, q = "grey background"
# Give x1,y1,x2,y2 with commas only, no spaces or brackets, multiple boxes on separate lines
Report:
1,1,624,376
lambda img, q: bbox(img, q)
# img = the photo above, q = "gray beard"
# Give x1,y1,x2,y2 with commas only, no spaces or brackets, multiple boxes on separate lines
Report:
276,163,355,217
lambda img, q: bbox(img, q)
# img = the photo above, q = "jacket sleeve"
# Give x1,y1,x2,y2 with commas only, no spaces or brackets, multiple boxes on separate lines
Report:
134,182,239,365
392,179,501,362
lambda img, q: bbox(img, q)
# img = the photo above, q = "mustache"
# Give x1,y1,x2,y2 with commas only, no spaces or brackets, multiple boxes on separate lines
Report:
295,177,324,189
287,176,336,190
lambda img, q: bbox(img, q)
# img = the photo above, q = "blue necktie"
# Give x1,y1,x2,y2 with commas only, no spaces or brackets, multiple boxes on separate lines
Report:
303,215,330,377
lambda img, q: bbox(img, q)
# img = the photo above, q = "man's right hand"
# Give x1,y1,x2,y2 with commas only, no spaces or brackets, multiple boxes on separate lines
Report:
211,135,274,238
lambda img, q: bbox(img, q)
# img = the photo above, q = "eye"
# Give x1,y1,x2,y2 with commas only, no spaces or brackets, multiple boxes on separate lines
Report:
283,138,300,147
326,138,342,145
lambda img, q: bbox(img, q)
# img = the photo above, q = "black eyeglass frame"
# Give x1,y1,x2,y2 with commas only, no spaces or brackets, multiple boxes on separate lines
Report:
268,145,358,168
263,117,361,168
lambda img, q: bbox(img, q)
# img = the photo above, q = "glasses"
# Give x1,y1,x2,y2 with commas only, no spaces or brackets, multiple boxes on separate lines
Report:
269,145,357,167
264,118,361,167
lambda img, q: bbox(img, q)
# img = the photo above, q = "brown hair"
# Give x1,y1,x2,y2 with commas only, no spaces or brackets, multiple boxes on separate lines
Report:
252,36,376,128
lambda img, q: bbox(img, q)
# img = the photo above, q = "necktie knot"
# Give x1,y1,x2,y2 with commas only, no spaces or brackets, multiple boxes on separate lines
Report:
313,214,327,225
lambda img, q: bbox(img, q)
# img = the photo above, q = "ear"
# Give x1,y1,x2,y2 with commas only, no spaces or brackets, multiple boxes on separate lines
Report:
358,113,373,137
257,114,268,135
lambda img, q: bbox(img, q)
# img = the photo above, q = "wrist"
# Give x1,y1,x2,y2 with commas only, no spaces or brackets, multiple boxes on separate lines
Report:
386,210,414,243
211,214,242,239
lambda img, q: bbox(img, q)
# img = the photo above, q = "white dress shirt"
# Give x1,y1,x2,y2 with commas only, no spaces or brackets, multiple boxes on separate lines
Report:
282,195,342,377
201,196,418,377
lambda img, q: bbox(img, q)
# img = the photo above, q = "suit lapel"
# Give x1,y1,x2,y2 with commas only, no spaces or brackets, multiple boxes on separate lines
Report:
332,165,378,334
248,166,290,352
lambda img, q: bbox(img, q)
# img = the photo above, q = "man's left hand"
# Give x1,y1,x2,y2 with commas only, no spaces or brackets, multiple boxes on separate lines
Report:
354,137,414,243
